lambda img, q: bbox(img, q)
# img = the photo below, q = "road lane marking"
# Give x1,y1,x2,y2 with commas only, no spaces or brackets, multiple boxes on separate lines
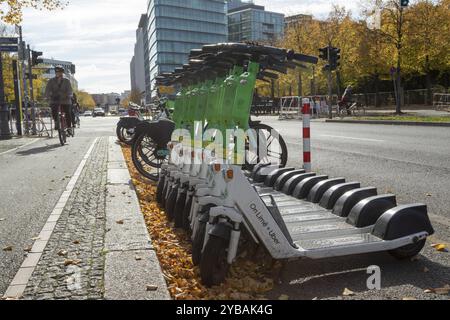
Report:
3,137,99,299
320,134,384,142
0,138,40,156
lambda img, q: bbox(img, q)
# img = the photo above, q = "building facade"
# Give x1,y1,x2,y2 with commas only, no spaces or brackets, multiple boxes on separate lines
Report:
130,14,148,96
228,2,284,43
92,93,121,107
130,56,136,91
147,0,228,97
285,13,313,29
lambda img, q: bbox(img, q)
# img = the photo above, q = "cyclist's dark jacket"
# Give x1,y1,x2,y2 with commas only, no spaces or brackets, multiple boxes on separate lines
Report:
45,77,73,106
342,87,353,102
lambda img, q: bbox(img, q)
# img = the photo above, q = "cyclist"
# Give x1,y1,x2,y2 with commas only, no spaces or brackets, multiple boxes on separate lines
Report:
45,65,74,132
339,85,354,115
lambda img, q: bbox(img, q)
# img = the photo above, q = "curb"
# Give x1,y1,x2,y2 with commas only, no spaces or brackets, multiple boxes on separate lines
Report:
103,137,170,300
325,119,450,127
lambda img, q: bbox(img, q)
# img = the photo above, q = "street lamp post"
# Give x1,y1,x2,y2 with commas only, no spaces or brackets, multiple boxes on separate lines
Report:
0,54,12,140
17,26,30,134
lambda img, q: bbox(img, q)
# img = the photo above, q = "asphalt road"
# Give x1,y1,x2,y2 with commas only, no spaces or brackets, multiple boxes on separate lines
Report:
0,116,118,296
260,117,450,299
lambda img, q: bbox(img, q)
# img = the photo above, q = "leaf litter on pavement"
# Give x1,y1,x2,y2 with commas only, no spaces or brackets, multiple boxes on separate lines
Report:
431,243,448,253
121,146,278,300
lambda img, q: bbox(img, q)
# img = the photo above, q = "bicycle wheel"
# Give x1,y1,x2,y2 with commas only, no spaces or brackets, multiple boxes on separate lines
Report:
36,118,44,135
58,123,66,146
131,133,167,181
244,123,288,170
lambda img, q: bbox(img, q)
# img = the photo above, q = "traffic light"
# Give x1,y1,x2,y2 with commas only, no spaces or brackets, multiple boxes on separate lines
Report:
329,47,341,71
31,50,43,66
318,47,329,61
400,0,409,7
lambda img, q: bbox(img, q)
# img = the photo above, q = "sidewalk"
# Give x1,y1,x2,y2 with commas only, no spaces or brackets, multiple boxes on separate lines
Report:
3,136,169,300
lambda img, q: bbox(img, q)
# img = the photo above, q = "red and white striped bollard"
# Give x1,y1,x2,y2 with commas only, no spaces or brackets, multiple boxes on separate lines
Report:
302,98,311,172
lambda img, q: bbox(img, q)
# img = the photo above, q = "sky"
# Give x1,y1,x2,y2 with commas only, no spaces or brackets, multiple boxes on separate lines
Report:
18,0,360,94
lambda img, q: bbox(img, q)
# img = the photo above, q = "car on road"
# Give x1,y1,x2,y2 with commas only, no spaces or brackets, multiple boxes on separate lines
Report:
84,110,93,117
118,108,127,116
93,108,106,117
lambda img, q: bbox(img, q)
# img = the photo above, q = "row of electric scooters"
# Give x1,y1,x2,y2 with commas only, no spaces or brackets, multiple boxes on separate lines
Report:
154,43,435,287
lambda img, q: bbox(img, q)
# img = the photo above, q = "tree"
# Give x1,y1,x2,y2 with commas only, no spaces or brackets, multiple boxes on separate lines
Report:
362,0,411,114
129,88,142,105
275,0,449,110
76,90,96,110
403,0,450,104
0,0,67,24
357,1,392,107
121,96,130,108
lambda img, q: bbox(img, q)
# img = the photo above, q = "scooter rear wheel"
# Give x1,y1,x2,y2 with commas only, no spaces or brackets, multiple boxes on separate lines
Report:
389,239,426,260
200,235,230,287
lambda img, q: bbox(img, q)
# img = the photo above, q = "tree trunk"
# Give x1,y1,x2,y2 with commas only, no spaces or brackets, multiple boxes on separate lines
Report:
374,73,380,108
364,77,369,108
336,71,342,98
425,55,432,106
395,7,404,115
270,79,275,100
298,72,302,97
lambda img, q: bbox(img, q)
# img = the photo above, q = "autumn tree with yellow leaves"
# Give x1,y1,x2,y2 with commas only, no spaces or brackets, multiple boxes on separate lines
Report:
76,90,96,110
1,0,68,111
0,0,67,24
277,0,450,110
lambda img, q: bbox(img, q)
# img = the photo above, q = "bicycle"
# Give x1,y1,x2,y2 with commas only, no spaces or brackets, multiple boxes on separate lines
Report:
35,112,51,137
338,101,365,117
56,105,74,146
116,105,146,145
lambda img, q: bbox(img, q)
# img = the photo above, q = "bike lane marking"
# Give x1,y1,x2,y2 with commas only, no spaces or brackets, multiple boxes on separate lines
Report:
3,137,99,299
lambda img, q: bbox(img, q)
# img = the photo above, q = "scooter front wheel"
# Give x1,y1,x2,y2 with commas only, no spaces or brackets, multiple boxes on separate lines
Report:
156,175,166,205
174,191,187,228
192,220,206,266
165,186,178,221
182,195,193,232
200,235,230,287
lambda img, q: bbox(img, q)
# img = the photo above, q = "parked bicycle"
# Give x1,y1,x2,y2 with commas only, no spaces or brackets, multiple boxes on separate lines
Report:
116,104,146,145
130,114,288,181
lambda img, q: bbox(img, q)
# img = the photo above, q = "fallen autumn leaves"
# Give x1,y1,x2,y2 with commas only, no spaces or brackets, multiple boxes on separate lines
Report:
121,145,277,300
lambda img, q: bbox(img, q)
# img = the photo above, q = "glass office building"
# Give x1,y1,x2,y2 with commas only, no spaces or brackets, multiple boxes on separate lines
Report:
228,3,284,43
147,0,227,96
